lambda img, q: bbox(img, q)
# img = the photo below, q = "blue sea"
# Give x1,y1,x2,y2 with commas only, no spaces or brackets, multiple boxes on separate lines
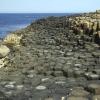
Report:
0,13,73,38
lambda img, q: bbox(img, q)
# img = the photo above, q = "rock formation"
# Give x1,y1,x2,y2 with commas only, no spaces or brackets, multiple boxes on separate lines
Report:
0,10,99,100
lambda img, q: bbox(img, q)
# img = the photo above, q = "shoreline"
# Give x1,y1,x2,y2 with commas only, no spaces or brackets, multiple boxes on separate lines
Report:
0,10,100,100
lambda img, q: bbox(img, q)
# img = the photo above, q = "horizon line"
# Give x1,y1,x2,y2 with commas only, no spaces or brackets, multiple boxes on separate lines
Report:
0,10,97,14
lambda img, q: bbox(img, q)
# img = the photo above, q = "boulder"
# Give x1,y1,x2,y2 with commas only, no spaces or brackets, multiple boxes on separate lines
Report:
0,45,10,58
87,83,100,95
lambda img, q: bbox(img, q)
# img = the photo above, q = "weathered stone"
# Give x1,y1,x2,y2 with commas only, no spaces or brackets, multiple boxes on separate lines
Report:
0,45,10,58
70,87,89,97
0,57,8,68
97,21,100,30
67,69,74,77
97,31,100,38
54,64,63,71
44,71,53,76
53,71,63,77
0,91,8,100
67,96,88,100
87,83,100,95
16,85,24,90
93,69,100,75
73,68,84,77
3,34,22,46
84,72,100,80
92,95,100,100
96,10,100,14
44,97,54,100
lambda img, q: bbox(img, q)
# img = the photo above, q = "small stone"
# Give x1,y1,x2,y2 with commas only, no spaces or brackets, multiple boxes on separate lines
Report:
36,85,46,90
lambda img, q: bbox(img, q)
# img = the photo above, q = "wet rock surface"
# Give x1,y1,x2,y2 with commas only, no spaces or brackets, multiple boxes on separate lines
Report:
0,10,99,100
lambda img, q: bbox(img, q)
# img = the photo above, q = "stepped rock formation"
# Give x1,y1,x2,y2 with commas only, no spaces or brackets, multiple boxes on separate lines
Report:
0,10,99,100
66,10,100,44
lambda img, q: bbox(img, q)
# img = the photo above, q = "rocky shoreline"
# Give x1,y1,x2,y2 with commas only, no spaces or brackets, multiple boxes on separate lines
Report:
0,10,100,100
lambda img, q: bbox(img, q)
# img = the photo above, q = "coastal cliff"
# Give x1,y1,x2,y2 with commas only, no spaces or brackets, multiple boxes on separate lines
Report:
0,11,100,100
